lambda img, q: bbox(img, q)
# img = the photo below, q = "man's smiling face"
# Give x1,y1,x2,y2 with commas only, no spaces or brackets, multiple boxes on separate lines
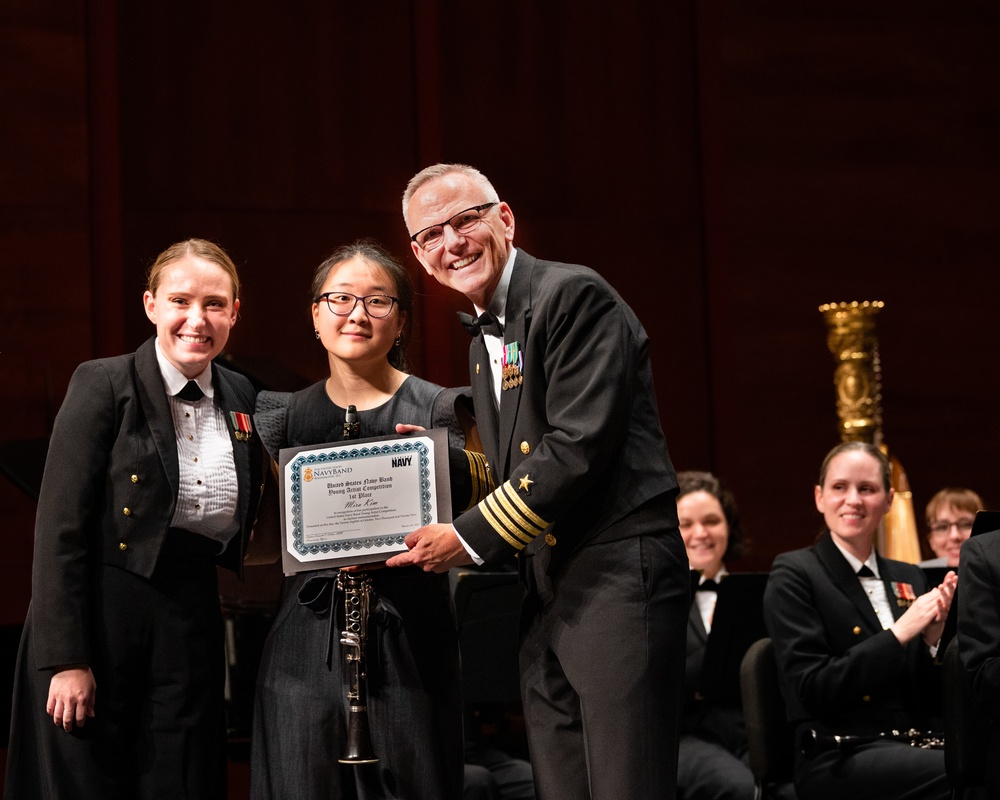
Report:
406,171,515,308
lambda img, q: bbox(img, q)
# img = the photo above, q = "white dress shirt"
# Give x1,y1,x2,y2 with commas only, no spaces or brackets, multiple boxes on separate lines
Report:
831,539,895,631
155,339,239,545
455,247,518,564
694,568,728,635
474,247,517,408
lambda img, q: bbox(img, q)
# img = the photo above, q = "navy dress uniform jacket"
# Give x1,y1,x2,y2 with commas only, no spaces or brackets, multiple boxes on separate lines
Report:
29,335,265,670
451,249,688,800
764,531,936,740
958,529,1000,795
5,336,265,799
453,249,679,586
763,532,952,800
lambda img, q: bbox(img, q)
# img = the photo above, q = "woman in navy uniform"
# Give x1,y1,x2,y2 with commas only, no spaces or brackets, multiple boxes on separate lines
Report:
764,441,955,800
676,471,755,800
4,239,264,799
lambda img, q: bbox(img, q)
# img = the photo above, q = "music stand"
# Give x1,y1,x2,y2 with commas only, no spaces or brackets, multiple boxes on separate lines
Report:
971,510,1000,537
697,572,769,703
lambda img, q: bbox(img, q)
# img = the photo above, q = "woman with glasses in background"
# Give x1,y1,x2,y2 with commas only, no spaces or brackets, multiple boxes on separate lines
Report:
919,487,983,568
249,240,486,800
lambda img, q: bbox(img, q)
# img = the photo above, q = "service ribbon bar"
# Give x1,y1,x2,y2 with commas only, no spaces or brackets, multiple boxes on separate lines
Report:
892,581,916,607
230,411,253,442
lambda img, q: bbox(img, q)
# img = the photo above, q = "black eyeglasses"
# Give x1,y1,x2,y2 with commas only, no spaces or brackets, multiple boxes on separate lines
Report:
410,203,498,251
315,292,398,318
928,519,975,536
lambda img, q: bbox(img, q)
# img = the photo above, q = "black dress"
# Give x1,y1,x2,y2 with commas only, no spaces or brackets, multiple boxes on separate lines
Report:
249,377,466,800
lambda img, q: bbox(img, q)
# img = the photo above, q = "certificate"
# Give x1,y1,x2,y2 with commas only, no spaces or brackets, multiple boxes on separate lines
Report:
278,428,452,575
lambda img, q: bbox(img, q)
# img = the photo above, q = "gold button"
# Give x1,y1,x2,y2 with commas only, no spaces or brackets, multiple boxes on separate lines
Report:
188,435,194,441
862,695,871,702
193,457,198,463
476,364,480,374
544,533,556,547
123,507,130,516
119,542,127,551
520,441,530,454
853,626,861,635
130,474,139,483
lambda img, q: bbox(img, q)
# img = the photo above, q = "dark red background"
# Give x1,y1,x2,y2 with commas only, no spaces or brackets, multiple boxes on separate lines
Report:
2,1,998,790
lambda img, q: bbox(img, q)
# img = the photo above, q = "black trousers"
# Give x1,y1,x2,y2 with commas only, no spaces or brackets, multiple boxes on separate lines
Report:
518,529,689,800
795,740,950,800
5,529,227,800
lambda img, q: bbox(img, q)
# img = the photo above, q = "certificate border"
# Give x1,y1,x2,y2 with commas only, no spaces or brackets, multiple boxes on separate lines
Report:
288,439,431,556
278,427,452,575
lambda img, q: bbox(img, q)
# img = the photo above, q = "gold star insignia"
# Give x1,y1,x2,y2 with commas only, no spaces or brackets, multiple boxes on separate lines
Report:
518,474,534,493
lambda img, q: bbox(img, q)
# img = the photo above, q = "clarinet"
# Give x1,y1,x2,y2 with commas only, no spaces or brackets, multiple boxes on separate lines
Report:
343,404,360,440
336,571,379,763
336,402,379,764
803,727,944,754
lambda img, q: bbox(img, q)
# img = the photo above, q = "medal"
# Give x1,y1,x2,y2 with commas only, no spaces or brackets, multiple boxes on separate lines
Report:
892,581,916,608
501,342,523,390
230,411,253,442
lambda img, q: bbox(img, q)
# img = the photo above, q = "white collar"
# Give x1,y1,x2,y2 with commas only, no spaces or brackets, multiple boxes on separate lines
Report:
154,338,214,399
473,246,517,323
698,566,728,587
831,536,880,579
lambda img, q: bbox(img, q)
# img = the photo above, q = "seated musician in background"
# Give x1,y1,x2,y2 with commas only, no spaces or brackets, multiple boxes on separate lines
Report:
919,487,983,568
676,471,755,800
763,442,956,800
958,527,1000,796
464,704,536,800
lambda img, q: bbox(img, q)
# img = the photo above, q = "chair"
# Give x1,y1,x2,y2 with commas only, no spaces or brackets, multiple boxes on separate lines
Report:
450,569,522,704
943,637,989,798
740,637,796,800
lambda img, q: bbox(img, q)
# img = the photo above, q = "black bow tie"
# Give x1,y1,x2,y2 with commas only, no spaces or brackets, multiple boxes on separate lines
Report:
857,565,876,578
696,579,719,592
457,311,504,337
176,380,204,402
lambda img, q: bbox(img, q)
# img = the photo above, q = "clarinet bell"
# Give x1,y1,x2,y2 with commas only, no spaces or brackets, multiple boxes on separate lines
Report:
339,704,379,764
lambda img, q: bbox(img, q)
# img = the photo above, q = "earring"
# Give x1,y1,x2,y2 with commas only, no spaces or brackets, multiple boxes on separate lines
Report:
315,330,321,340
394,336,401,347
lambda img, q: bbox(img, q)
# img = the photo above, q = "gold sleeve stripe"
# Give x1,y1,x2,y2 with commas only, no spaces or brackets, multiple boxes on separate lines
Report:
463,450,494,511
477,481,551,549
484,493,534,545
499,481,549,530
493,485,547,539
479,500,527,550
